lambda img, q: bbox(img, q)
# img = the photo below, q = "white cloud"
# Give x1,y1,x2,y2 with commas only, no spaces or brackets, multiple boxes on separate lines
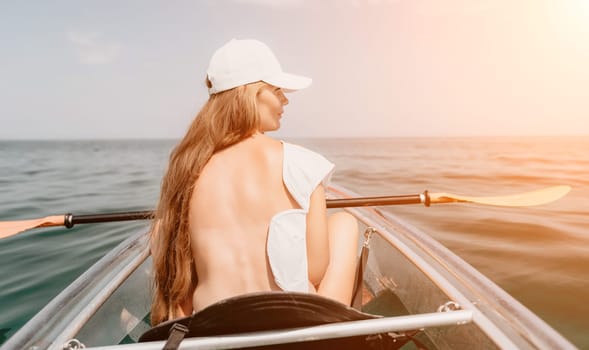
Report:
67,31,121,65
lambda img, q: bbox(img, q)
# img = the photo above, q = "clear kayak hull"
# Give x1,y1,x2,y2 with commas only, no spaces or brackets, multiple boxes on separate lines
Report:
1,184,576,350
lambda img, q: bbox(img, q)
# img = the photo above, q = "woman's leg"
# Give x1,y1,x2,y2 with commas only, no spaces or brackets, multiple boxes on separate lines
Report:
317,211,360,305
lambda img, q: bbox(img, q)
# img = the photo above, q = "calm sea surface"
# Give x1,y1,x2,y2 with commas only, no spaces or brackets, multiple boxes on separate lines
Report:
0,137,587,347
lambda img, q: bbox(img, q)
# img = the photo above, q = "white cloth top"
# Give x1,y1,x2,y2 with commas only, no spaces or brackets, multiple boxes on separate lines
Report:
266,141,335,292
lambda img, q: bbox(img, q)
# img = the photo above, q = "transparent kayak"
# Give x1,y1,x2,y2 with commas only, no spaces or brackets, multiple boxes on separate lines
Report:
1,184,576,350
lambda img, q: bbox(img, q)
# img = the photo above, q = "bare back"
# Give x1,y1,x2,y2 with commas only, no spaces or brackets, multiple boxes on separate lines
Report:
188,134,299,312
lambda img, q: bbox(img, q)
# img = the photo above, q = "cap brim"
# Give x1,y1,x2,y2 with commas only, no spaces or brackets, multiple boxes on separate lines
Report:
263,72,312,92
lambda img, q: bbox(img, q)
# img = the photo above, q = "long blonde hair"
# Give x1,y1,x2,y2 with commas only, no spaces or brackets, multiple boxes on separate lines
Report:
150,81,265,325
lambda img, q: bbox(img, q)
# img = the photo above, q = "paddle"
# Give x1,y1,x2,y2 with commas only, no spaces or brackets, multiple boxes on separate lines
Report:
0,185,571,239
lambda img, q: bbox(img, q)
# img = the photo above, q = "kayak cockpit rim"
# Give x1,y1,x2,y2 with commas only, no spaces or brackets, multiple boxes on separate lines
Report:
81,310,473,350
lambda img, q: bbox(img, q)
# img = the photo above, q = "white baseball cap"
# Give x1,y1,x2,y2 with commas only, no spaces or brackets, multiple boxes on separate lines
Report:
206,39,312,95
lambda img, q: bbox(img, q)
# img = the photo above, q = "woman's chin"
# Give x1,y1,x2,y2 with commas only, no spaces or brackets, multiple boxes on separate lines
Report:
261,124,280,133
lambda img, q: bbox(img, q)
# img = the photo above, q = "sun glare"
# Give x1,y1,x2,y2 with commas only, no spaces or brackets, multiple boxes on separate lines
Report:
562,0,589,33
543,0,589,58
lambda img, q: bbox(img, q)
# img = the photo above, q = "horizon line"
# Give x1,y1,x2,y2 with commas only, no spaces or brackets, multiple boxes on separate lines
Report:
1,134,588,142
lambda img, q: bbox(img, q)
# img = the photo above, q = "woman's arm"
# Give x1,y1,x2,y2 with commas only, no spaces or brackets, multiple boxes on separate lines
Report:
305,185,330,287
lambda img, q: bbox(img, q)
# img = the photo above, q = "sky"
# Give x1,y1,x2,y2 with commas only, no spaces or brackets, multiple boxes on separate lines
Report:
1,0,588,139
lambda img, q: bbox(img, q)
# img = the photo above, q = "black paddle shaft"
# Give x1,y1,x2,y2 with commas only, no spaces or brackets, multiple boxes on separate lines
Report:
64,211,155,228
326,193,427,208
62,192,430,229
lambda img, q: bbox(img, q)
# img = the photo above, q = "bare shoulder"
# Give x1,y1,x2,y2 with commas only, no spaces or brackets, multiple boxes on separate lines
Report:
252,134,283,162
215,134,283,165
195,135,283,190
247,134,283,155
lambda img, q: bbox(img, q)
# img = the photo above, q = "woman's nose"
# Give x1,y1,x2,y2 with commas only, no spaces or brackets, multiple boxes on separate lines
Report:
279,90,289,105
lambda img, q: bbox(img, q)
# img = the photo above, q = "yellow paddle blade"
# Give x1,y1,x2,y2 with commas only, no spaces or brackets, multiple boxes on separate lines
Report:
0,215,65,239
430,185,572,207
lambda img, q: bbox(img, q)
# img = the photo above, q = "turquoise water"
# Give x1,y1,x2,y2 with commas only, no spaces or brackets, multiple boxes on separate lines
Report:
0,137,587,347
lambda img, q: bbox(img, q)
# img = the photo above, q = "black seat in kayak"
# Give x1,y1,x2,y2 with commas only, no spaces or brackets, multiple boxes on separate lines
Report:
139,291,420,349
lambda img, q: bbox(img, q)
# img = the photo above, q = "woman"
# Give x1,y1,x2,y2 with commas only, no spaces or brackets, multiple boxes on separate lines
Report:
150,39,359,326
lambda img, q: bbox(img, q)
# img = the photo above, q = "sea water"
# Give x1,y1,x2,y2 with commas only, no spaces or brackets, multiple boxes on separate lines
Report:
0,137,587,347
